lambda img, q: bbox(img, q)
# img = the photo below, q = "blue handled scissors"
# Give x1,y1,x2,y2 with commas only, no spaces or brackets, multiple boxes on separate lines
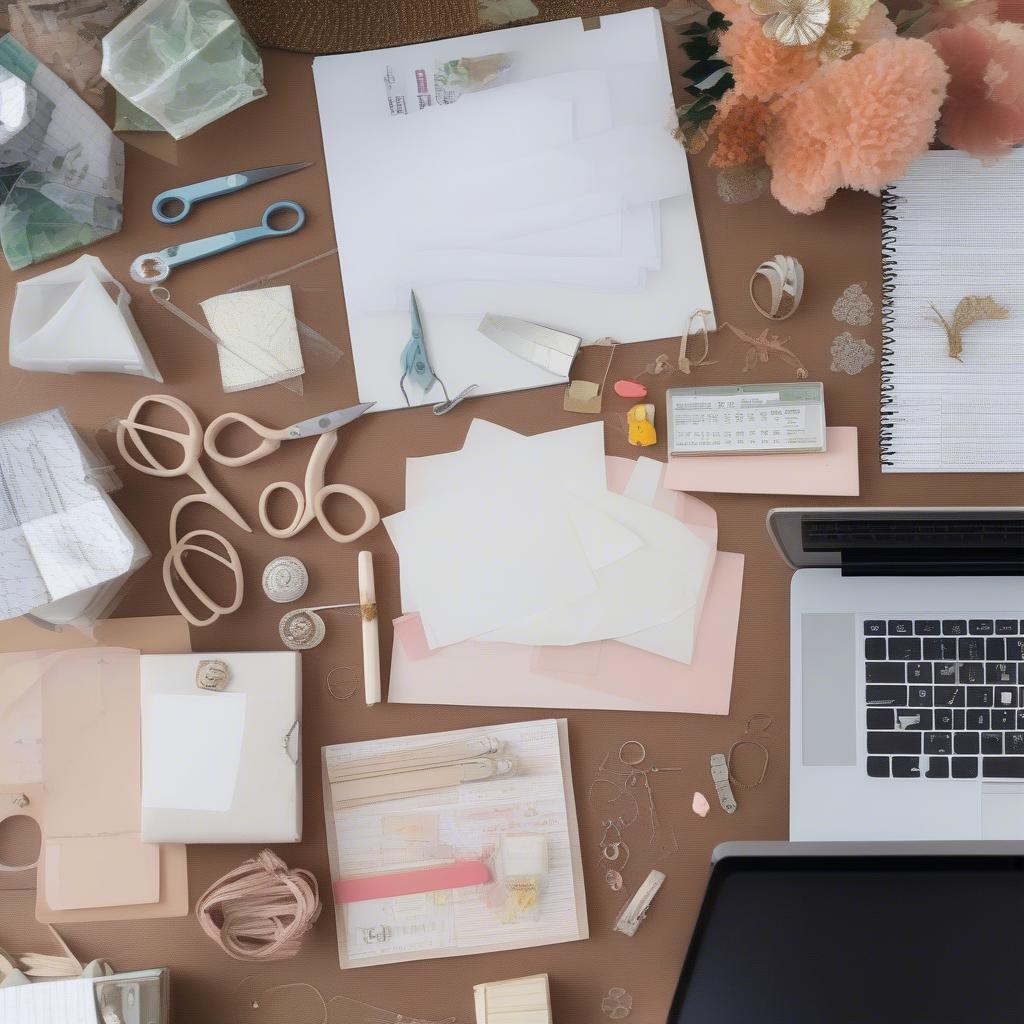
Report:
151,161,312,224
130,201,306,284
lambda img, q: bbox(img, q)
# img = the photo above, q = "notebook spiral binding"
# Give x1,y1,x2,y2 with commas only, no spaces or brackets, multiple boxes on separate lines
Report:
879,188,903,468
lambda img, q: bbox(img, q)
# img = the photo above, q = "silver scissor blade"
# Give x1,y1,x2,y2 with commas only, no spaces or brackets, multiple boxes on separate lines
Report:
240,161,314,187
286,402,376,438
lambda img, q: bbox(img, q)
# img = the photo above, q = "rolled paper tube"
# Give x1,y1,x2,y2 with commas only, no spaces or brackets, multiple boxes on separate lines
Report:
358,550,381,705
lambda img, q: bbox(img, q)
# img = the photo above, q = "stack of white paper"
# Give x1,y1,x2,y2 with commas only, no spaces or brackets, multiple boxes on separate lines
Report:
312,8,715,412
384,420,716,664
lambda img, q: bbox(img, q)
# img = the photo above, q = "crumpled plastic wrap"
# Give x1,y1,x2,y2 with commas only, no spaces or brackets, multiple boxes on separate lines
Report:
101,0,266,140
0,34,124,270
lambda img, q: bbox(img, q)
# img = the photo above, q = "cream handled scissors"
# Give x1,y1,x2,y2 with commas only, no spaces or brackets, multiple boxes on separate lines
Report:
204,403,380,543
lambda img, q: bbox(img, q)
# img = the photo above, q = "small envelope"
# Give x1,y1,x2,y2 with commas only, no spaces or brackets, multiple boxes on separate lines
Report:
9,255,162,380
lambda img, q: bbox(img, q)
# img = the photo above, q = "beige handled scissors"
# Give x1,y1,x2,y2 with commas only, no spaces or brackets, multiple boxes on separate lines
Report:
204,402,380,543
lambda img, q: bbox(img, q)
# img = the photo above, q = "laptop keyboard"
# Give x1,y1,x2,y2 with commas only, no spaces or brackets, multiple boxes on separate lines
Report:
864,616,1024,780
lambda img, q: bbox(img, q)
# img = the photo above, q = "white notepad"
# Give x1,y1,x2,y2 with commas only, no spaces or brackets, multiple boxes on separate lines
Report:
880,150,1024,473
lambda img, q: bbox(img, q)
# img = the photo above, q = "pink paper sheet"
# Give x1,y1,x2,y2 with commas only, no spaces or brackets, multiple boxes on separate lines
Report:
663,425,860,496
388,457,743,715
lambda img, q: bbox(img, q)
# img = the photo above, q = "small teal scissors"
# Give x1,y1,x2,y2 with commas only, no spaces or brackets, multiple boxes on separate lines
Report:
150,161,312,224
130,201,306,284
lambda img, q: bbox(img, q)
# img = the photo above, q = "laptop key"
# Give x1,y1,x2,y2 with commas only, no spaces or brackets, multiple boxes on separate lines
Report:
970,620,995,635
995,686,1019,707
924,733,952,754
889,638,921,660
866,663,904,684
907,662,932,684
943,620,967,636
987,638,1007,660
867,684,906,704
958,638,984,660
1005,732,1024,755
992,709,1015,730
954,732,980,754
1009,639,1024,660
925,757,950,778
959,663,984,685
968,687,993,707
954,709,966,730
892,756,922,777
915,620,941,635
953,757,979,778
935,686,964,707
982,732,1003,754
983,757,1024,778
1017,710,1024,729
933,662,958,682
867,708,895,730
987,663,1016,683
868,732,921,754
966,710,989,730
925,639,957,661
864,638,887,660
888,620,913,636
864,620,886,636
896,708,931,730
997,620,1019,635
908,687,933,707
935,708,954,729
867,756,890,778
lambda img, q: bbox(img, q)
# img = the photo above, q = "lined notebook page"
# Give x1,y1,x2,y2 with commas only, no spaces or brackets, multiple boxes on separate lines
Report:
0,979,97,1023
881,150,1024,473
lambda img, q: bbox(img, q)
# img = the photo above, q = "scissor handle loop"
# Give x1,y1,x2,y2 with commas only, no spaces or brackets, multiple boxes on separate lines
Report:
151,190,192,225
262,201,305,235
116,394,203,478
259,480,310,539
313,485,381,544
204,413,282,467
162,529,244,628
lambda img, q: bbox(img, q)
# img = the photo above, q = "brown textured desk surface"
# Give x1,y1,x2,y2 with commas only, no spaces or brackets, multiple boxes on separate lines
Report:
0,21,1010,1024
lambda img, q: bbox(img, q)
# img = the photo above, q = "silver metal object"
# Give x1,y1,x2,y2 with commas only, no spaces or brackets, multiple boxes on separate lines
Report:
262,556,309,603
710,753,737,814
478,313,581,377
613,869,666,937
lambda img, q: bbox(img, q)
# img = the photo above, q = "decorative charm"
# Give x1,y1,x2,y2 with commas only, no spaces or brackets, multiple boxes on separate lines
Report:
262,556,309,604
750,0,830,46
605,869,624,891
830,331,875,375
279,609,326,651
196,659,230,691
716,163,772,205
927,295,1010,361
722,321,808,378
832,282,874,326
602,987,634,1020
692,791,711,817
626,404,657,447
11,793,28,809
750,254,804,321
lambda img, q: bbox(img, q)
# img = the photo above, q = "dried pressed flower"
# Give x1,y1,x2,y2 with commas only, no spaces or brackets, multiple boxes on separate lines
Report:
927,295,1010,360
750,0,831,44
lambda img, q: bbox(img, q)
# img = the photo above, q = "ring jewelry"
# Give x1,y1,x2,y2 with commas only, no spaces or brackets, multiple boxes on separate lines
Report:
750,254,804,321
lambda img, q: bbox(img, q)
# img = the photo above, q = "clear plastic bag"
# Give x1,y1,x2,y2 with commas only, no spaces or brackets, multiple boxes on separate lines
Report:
101,0,265,140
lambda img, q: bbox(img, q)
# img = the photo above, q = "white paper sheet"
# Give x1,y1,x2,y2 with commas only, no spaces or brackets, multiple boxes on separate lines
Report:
312,8,715,412
0,978,99,1024
142,693,247,813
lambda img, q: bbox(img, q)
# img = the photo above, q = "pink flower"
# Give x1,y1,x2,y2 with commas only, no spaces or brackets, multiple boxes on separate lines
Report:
718,13,820,99
927,18,1024,161
766,37,949,213
853,1,899,47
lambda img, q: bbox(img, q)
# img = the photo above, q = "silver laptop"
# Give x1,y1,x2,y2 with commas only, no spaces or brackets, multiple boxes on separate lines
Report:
769,507,1024,841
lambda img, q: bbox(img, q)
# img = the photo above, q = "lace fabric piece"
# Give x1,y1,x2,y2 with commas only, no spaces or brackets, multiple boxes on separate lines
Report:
831,282,874,326
716,163,771,205
829,331,875,375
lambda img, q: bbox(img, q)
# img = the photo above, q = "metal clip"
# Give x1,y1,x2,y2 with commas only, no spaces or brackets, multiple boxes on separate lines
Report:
710,753,737,814
613,869,666,937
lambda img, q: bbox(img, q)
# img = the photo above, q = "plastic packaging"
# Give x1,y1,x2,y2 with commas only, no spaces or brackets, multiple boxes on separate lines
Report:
101,0,265,140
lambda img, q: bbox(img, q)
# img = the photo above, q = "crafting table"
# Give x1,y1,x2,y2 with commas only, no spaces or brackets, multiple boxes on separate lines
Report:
0,13,1003,1024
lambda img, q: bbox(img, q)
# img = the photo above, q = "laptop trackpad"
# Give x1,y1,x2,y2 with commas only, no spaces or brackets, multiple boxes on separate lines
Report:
802,612,856,767
981,785,1024,839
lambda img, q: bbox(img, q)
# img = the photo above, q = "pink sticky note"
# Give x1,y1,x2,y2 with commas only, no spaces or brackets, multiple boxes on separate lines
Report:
663,426,860,497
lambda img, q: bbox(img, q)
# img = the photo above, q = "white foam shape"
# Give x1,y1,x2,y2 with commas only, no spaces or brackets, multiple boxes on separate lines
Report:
9,254,162,380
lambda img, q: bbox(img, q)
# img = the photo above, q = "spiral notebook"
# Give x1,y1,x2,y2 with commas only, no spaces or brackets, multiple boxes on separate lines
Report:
880,150,1024,473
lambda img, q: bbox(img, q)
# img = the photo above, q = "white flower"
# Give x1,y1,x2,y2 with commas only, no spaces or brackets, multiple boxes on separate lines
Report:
750,0,831,45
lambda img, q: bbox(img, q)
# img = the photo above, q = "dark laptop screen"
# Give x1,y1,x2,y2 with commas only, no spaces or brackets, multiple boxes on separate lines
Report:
667,855,1024,1024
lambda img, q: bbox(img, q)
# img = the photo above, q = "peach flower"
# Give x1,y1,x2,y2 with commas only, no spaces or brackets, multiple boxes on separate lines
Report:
927,18,1024,161
709,91,774,166
766,37,949,213
718,13,820,99
852,1,899,47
